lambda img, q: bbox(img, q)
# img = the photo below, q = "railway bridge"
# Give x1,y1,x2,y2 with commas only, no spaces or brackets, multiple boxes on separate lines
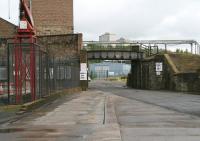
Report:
82,40,200,93
86,45,144,60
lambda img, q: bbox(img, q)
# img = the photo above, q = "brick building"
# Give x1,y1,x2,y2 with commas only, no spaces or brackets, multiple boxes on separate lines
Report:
0,0,74,37
0,18,16,38
30,0,74,36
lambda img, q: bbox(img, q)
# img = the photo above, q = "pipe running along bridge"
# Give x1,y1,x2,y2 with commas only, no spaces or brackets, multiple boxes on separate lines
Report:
83,40,200,60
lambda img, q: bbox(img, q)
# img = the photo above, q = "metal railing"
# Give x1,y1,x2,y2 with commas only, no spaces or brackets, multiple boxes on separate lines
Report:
84,43,159,57
84,40,200,56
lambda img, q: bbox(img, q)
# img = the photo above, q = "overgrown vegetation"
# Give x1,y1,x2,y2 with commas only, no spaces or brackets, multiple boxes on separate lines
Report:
175,49,191,54
88,60,103,64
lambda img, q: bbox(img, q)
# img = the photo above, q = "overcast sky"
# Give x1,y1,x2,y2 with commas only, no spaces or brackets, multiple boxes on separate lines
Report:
0,0,19,25
1,0,200,41
74,0,200,41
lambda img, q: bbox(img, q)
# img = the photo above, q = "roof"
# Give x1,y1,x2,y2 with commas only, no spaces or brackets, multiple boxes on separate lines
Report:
0,17,16,38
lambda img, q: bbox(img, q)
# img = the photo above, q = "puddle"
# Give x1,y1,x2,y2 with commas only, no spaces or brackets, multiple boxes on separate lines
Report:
0,128,25,133
0,128,57,133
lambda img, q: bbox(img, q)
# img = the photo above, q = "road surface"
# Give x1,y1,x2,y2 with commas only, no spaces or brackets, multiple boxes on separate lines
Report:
1,80,200,141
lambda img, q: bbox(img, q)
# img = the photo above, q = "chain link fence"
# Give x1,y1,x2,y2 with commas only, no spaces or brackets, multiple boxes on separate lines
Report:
0,43,80,105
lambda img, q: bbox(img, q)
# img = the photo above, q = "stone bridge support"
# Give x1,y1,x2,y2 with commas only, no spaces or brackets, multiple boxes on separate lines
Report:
127,55,166,90
127,54,200,93
128,60,143,89
80,50,88,91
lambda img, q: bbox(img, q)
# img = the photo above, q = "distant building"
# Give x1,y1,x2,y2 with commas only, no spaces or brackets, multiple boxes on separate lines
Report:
99,32,116,42
89,62,131,79
116,37,127,43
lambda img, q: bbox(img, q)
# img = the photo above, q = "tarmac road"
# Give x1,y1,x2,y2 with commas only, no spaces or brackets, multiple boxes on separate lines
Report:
91,80,200,141
1,80,200,141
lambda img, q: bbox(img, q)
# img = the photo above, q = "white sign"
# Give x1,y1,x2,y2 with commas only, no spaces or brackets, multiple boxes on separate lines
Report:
20,21,28,29
80,63,87,72
156,71,161,76
80,72,87,80
108,72,115,76
156,62,163,72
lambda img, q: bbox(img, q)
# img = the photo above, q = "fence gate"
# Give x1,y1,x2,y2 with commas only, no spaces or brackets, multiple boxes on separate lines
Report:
8,41,48,104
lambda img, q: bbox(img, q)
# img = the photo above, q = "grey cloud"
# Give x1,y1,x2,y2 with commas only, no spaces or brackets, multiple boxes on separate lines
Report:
1,0,199,41
74,0,200,41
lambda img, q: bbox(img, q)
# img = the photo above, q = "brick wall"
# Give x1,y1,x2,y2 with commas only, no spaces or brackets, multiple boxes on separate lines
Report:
0,18,16,38
0,0,74,37
31,0,74,36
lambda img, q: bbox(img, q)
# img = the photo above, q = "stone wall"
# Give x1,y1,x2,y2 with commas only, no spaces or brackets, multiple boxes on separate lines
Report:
37,34,83,90
128,54,200,93
80,50,88,91
174,73,200,92
128,56,165,90
37,34,82,59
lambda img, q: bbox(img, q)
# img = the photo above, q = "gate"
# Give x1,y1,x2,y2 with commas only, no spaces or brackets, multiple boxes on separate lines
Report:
7,42,49,104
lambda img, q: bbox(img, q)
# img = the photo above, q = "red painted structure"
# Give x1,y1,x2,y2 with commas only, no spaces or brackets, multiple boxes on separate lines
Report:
14,0,36,104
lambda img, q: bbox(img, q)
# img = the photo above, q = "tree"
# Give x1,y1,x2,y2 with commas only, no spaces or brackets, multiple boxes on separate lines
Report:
176,49,180,53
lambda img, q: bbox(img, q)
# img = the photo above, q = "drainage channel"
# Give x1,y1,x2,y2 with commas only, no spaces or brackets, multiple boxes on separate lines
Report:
103,96,107,125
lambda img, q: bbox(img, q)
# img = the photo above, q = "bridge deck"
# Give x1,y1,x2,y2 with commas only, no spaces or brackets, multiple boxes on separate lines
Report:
87,50,144,60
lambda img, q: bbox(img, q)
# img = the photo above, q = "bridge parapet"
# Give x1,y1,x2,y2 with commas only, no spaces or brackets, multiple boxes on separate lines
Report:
84,43,159,58
84,40,200,56
85,45,141,52
87,50,144,60
85,45,145,60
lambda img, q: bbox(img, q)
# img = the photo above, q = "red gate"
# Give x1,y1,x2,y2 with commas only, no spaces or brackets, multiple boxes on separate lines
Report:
14,0,36,104
14,36,36,104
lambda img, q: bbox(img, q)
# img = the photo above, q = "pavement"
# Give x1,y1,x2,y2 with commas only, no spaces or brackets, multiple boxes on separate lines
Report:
1,80,200,140
0,112,17,124
0,90,121,141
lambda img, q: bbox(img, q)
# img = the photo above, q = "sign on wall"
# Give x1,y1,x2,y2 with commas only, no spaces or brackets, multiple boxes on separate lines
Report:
80,63,87,81
155,62,163,76
80,63,87,72
20,21,28,29
156,62,163,72
80,72,87,80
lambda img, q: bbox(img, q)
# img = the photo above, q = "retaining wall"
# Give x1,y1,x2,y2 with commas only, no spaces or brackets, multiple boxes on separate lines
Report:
127,54,200,92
